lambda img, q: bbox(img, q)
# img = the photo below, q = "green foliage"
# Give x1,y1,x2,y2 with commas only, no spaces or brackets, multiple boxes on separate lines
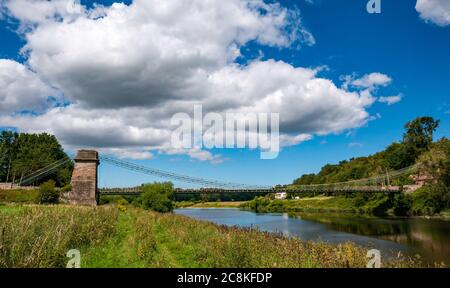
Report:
392,194,412,216
60,184,72,193
403,117,440,150
133,182,174,213
0,131,73,187
410,184,450,216
242,194,393,216
292,117,441,186
38,180,59,204
99,195,131,205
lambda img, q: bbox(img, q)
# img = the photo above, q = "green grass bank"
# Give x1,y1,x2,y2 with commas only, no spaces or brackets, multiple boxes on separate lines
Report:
0,204,433,268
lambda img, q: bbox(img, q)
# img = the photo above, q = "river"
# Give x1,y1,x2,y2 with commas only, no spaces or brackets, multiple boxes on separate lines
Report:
175,208,450,265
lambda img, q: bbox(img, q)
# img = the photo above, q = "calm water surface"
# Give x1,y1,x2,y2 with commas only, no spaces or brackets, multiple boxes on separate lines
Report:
175,208,450,265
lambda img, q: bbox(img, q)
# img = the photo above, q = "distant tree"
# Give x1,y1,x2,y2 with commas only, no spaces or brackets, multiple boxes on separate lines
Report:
403,117,440,150
0,132,72,186
135,182,174,213
0,131,19,182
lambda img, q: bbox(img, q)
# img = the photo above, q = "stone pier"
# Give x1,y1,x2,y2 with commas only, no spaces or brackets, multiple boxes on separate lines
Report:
62,150,99,206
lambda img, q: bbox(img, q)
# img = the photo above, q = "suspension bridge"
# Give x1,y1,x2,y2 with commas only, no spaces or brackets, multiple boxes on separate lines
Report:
10,150,419,205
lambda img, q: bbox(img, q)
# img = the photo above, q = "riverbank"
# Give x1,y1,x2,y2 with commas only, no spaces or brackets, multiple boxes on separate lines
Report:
0,204,431,268
240,195,389,215
175,201,246,208
240,195,450,218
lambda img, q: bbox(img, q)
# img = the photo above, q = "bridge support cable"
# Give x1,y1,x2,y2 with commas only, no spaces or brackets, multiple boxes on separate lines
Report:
287,164,420,191
100,155,270,190
15,157,73,186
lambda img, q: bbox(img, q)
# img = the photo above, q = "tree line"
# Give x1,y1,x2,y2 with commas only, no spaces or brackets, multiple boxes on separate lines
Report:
0,131,73,187
292,116,450,215
293,117,442,185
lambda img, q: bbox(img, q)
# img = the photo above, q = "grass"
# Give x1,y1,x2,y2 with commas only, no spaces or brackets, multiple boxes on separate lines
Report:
0,204,434,268
0,205,118,268
0,205,440,268
0,189,39,204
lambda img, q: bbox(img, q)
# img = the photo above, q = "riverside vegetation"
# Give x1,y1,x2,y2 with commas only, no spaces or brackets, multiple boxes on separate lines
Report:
0,204,433,268
242,117,450,217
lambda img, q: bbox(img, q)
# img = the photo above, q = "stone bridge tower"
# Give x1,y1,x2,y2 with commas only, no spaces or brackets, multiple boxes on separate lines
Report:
62,150,99,206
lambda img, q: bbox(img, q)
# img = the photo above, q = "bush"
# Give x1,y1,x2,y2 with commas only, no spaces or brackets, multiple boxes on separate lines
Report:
99,195,131,205
38,180,59,204
393,194,412,216
134,182,174,213
410,184,450,216
60,184,72,193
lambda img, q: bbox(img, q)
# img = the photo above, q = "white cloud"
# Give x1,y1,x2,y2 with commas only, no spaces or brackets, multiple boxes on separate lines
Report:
378,95,403,106
0,59,58,114
416,0,450,26
163,147,224,164
102,148,154,160
350,73,392,90
0,0,398,162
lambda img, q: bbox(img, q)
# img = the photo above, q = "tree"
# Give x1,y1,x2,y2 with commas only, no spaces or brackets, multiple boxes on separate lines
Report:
0,132,72,186
403,117,440,150
134,182,174,213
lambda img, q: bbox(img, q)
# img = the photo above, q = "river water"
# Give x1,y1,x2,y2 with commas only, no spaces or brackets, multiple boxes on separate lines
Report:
175,208,450,265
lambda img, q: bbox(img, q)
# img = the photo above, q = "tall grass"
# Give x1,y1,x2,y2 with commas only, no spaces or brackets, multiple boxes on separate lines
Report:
129,209,425,268
0,189,39,204
0,205,118,268
0,205,430,268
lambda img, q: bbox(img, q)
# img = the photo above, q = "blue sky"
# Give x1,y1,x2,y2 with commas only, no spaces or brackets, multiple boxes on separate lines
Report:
0,0,449,188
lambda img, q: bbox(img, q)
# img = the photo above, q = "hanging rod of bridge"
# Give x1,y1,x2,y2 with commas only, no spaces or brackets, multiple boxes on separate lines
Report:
100,155,270,190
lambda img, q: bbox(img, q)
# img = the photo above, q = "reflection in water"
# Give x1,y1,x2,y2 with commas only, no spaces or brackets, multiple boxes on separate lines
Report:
175,208,450,265
294,212,450,264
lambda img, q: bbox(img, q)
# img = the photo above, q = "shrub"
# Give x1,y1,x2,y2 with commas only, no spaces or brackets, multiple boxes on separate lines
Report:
38,180,59,204
134,182,174,213
60,184,72,193
99,195,130,205
393,194,412,216
411,184,450,215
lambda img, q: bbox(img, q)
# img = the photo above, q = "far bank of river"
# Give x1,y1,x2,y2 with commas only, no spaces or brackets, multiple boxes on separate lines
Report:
175,207,450,266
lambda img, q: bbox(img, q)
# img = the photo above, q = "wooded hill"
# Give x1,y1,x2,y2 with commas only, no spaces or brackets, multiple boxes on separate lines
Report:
293,117,448,186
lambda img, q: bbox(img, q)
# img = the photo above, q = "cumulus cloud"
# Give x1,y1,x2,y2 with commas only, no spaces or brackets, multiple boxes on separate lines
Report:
0,59,59,114
0,0,399,162
416,0,450,26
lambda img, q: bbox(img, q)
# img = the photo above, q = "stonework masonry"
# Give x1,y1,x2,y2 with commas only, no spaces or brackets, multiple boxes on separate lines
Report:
61,150,99,206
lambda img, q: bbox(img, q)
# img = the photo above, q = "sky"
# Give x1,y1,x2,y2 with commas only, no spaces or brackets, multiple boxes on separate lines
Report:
0,0,449,188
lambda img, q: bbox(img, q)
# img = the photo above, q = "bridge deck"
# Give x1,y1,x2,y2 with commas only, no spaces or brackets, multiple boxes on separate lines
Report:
99,187,400,196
